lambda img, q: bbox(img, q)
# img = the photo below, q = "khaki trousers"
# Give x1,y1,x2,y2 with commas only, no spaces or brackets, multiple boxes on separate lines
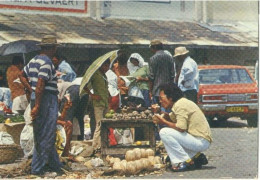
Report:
92,106,108,150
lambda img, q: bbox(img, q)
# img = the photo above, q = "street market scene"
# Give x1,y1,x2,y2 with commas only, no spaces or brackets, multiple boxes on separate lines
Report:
0,1,258,179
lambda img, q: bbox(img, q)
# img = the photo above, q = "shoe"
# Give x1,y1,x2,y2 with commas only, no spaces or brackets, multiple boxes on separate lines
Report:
172,161,195,172
193,153,208,169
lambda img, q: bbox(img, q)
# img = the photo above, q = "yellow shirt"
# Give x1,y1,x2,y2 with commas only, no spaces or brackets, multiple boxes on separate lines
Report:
169,98,213,143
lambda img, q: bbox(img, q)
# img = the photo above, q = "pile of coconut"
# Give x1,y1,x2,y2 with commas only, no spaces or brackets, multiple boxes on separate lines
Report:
106,148,165,176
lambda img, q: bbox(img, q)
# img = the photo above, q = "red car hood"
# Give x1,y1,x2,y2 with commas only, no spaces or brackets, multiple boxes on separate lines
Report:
199,83,258,94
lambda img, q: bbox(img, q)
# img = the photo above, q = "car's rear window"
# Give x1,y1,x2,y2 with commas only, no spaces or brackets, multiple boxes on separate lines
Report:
199,68,253,84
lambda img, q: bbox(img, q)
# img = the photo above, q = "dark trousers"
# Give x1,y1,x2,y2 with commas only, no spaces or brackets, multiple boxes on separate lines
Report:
183,89,198,104
60,85,89,140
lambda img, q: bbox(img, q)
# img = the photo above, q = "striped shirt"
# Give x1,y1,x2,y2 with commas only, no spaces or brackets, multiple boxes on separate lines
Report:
24,55,58,94
149,50,175,96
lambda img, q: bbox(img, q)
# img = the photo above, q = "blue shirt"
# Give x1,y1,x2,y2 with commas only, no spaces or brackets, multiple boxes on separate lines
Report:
58,60,76,82
176,56,199,92
24,55,58,94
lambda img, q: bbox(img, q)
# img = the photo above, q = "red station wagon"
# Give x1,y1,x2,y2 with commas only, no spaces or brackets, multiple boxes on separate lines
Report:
197,65,258,127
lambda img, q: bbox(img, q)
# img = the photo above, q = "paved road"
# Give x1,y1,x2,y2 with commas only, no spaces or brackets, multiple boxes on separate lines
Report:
132,118,258,179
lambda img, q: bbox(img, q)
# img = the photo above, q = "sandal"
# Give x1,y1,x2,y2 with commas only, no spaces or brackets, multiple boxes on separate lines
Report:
172,161,195,172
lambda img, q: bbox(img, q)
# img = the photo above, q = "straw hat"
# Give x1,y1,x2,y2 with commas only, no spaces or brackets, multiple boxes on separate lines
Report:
37,35,60,46
173,46,189,57
149,39,162,47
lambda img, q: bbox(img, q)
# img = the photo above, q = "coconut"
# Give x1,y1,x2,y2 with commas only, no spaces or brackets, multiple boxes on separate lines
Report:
109,157,120,166
74,156,85,162
125,150,135,161
113,161,122,171
154,156,162,164
148,156,155,165
140,149,147,158
120,160,127,172
134,159,143,171
126,161,137,175
133,148,141,160
146,149,155,157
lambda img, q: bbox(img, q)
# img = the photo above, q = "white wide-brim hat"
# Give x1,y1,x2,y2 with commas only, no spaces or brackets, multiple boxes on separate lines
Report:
173,46,189,57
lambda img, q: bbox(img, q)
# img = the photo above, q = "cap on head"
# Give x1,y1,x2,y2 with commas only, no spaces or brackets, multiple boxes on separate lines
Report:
149,39,163,48
173,46,189,57
37,35,60,47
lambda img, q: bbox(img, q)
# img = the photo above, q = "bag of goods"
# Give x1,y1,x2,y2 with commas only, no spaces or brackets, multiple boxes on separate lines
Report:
146,148,155,157
140,148,147,158
133,148,141,160
125,150,135,161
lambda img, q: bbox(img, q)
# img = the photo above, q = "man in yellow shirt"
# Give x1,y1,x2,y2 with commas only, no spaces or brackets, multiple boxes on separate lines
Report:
152,83,212,172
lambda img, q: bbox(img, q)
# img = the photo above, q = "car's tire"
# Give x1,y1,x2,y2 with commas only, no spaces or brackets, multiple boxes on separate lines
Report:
247,116,258,127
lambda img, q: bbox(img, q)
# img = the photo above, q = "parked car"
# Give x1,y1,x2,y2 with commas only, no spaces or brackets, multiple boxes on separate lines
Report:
197,65,258,127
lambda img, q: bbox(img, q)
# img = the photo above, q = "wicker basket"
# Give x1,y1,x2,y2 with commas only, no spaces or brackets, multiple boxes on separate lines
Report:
0,144,19,164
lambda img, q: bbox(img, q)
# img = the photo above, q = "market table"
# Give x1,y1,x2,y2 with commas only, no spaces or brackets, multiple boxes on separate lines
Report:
100,119,156,157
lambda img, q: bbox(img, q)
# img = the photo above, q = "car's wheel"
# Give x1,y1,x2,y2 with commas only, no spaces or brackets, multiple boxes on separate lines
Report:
247,115,258,127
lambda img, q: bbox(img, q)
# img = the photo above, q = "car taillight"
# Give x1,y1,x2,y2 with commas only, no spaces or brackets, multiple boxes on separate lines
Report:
246,93,258,101
201,95,227,102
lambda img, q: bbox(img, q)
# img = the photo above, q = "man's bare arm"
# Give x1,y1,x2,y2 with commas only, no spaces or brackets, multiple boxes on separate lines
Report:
18,70,32,93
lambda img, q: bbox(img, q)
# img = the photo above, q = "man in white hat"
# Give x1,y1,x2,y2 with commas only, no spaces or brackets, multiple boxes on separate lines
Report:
19,35,63,175
174,46,199,104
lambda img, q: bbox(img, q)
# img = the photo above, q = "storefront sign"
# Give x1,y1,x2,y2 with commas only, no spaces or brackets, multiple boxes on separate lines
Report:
0,0,87,13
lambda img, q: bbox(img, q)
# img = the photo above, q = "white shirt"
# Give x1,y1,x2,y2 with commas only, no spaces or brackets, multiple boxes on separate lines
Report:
105,69,119,97
176,56,199,92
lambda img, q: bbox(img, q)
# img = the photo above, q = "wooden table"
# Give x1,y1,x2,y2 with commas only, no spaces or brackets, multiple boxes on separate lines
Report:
101,119,156,157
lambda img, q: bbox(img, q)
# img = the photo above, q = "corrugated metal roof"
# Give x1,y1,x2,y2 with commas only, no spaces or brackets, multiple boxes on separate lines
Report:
0,12,258,48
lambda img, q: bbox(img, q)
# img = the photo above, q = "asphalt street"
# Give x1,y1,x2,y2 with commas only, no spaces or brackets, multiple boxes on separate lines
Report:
132,117,259,179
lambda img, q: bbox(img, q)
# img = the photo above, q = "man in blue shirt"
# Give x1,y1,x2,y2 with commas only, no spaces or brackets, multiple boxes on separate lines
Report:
174,46,199,104
52,53,77,82
19,35,62,175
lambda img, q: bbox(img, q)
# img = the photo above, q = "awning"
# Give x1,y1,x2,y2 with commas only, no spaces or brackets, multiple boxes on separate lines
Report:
0,12,258,48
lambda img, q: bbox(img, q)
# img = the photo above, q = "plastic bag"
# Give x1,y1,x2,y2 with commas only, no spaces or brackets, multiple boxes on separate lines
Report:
0,132,14,145
23,104,32,125
20,124,34,157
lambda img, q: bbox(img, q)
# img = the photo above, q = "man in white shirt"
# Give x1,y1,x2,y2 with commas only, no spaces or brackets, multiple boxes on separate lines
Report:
174,47,199,104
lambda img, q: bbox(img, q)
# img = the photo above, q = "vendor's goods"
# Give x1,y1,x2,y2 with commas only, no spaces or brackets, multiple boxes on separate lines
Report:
146,148,155,157
154,156,163,164
134,159,143,171
74,156,85,162
113,161,122,171
126,161,137,175
109,157,120,166
0,144,19,164
133,148,141,159
125,150,135,161
140,148,147,158
148,156,155,165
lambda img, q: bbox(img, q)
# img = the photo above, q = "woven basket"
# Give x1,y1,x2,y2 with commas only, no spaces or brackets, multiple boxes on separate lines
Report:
0,144,19,164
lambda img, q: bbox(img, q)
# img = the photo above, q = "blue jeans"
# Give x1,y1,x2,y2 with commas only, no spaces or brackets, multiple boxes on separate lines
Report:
159,128,210,166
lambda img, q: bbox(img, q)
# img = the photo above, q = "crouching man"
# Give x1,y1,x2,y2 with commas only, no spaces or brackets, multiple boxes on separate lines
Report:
152,83,212,172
